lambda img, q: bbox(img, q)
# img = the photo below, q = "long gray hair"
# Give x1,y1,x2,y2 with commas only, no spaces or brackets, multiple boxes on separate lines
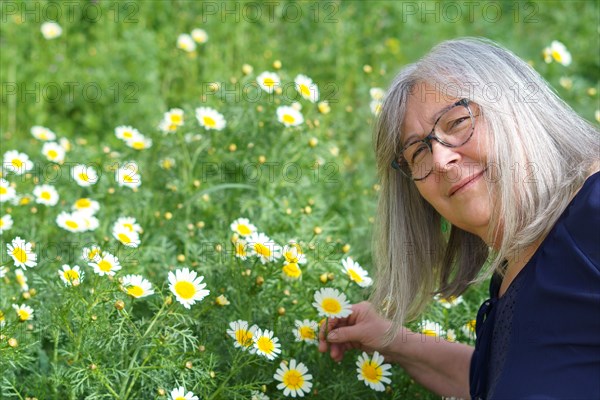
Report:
371,37,599,342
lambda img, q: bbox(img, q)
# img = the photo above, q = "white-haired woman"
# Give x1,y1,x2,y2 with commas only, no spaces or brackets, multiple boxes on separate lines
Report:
319,38,599,399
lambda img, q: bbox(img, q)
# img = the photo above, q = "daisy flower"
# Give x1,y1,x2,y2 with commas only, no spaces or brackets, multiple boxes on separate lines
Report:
0,179,16,203
0,214,13,234
121,274,154,298
191,28,208,43
72,164,98,187
15,269,29,291
461,319,477,340
274,359,313,397
112,225,141,248
31,126,56,141
341,257,373,288
230,218,257,237
115,163,141,189
168,268,210,309
543,40,572,66
0,310,5,327
369,87,385,101
115,125,140,141
446,329,457,342
113,216,142,234
177,33,196,52
41,142,66,163
3,150,33,175
72,198,100,215
215,294,229,306
195,107,226,131
159,108,185,133
12,304,34,321
41,21,62,39
293,319,318,344
159,157,176,170
434,294,464,309
250,390,269,400
59,137,71,152
56,211,86,233
81,245,102,263
370,100,382,116
317,101,331,114
356,351,392,392
169,386,199,400
256,71,280,93
246,232,282,264
89,252,121,277
294,74,319,103
227,320,258,352
58,264,83,286
33,184,59,206
125,134,152,150
282,242,306,265
276,106,304,127
281,262,302,280
233,239,249,260
81,213,100,232
253,328,281,360
420,319,446,338
312,288,352,319
7,237,37,269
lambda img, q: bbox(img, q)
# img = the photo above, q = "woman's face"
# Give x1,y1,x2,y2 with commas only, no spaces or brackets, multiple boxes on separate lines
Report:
401,85,494,243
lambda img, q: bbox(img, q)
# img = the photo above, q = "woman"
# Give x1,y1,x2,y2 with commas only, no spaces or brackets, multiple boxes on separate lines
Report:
319,38,599,399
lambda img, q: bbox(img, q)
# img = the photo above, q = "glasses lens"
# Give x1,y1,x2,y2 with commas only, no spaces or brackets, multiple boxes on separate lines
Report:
400,142,432,180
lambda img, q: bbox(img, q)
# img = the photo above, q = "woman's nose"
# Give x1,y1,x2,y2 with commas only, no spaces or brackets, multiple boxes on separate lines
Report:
430,139,461,174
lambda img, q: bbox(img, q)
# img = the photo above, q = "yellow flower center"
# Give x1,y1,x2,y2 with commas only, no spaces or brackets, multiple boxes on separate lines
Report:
361,361,383,383
16,274,25,285
20,197,30,205
170,114,183,124
127,285,144,297
467,319,476,331
64,269,79,281
41,191,51,200
254,243,271,258
235,329,253,347
123,174,134,183
348,269,363,283
39,132,48,140
283,114,295,124
12,247,27,263
202,116,216,128
75,198,91,208
175,397,186,400
299,83,311,97
282,263,301,278
322,298,342,314
78,172,89,182
88,249,99,260
284,250,298,263
123,131,133,139
47,149,58,158
257,336,274,354
235,242,247,257
118,233,132,244
551,50,563,62
123,223,134,232
283,370,304,389
17,309,30,321
237,224,251,235
0,219,3,227
0,187,6,195
174,281,196,299
98,260,112,272
263,78,276,88
132,141,145,150
12,158,23,168
299,326,315,340
422,329,438,337
66,220,78,229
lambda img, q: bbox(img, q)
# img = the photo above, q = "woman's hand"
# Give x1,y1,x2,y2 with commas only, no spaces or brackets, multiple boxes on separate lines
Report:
318,301,397,362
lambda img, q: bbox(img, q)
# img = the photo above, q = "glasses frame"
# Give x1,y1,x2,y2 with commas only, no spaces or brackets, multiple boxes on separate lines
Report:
391,98,476,181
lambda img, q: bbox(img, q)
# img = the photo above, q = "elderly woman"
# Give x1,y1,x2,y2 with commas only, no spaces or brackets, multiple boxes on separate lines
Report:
319,38,599,399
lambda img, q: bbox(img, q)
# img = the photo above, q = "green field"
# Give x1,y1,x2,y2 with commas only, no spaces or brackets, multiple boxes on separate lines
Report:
1,1,598,399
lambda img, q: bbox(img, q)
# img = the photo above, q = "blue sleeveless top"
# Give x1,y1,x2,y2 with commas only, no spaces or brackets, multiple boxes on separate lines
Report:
470,171,600,399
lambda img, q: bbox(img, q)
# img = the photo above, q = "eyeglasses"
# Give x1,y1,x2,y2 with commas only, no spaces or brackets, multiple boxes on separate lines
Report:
391,98,477,181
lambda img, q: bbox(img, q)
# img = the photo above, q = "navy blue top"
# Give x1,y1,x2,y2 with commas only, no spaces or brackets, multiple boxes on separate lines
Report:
470,171,600,400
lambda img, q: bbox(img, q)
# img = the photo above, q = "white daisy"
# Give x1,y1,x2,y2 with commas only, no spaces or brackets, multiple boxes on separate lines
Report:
233,239,249,260
33,184,59,206
256,71,280,93
58,264,84,286
276,106,304,127
253,328,281,360
169,386,199,400
246,232,282,264
121,274,154,298
15,269,29,291
31,126,56,141
72,164,99,187
7,237,37,269
41,142,66,163
543,40,572,66
191,28,208,43
274,359,313,397
115,164,141,189
369,87,385,101
81,213,100,232
293,319,318,344
446,329,457,342
72,198,100,215
0,214,13,234
113,217,142,234
56,211,86,233
177,34,196,52
12,304,34,321
59,137,71,152
230,218,257,237
41,21,62,39
282,242,306,265
160,108,185,133
115,125,140,141
294,74,319,103
81,245,102,263
250,390,269,400
195,107,226,131
370,100,382,116
0,179,16,203
3,150,33,175
341,257,373,288
112,225,141,248
420,319,446,338
461,319,477,340
125,134,152,150
356,351,392,392
227,320,258,353
281,262,302,280
434,294,464,309
312,288,352,319
89,252,122,277
168,268,210,309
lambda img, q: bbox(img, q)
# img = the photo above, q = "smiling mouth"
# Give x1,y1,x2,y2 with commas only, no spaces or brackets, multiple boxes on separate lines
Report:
449,169,487,197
